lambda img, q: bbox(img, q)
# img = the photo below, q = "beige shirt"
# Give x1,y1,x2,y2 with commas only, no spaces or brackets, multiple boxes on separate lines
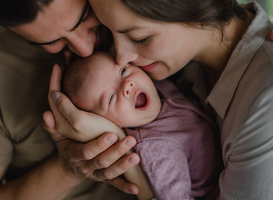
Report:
179,2,273,200
0,28,135,200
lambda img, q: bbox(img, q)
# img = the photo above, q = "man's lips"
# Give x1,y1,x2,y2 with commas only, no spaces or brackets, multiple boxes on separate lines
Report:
139,62,159,72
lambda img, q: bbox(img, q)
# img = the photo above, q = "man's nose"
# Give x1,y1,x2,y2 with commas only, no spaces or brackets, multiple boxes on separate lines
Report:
67,36,94,57
123,81,135,97
66,28,97,57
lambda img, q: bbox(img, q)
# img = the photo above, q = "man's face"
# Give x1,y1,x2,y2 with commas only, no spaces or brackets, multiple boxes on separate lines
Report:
9,0,109,57
75,52,161,127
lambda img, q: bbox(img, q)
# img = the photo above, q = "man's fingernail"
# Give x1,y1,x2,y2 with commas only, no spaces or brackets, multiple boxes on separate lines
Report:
51,91,60,103
128,156,138,165
106,135,117,144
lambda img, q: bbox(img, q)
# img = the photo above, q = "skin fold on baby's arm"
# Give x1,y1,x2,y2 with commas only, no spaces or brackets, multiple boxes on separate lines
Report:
62,112,154,200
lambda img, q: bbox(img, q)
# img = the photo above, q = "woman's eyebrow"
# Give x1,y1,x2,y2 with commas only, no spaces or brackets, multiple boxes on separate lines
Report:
28,1,90,46
117,26,145,34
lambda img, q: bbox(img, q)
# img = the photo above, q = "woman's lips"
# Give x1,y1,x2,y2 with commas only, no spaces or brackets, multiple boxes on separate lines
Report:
139,62,159,72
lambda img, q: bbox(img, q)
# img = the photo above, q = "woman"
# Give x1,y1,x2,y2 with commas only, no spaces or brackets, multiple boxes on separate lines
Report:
81,0,273,199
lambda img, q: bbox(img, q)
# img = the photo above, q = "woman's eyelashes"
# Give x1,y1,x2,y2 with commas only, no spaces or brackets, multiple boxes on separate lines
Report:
131,37,149,45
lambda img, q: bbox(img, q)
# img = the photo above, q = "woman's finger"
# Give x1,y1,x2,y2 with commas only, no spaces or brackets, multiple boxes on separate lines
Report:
107,177,139,195
93,136,137,169
94,152,140,180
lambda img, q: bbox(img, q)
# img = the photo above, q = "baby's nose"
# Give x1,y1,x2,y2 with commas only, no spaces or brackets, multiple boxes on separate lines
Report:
123,81,135,97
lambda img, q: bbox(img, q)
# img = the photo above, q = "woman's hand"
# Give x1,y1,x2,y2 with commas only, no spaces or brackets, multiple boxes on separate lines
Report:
42,64,140,194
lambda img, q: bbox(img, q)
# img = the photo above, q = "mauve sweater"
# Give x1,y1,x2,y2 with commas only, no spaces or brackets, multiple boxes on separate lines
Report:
125,80,223,200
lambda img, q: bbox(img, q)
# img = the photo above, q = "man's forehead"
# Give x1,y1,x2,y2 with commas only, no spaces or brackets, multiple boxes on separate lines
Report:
11,0,87,44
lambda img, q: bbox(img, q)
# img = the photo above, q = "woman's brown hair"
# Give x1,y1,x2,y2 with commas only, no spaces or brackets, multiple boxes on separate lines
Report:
122,0,247,29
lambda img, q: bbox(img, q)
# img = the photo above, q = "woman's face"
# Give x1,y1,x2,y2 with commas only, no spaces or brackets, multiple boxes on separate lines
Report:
89,0,205,80
10,0,107,57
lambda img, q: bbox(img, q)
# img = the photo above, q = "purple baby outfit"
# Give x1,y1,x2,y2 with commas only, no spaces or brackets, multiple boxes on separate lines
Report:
125,80,223,200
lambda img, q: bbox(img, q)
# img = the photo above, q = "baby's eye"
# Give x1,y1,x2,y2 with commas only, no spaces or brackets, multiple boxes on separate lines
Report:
109,94,113,104
109,92,115,104
121,68,126,76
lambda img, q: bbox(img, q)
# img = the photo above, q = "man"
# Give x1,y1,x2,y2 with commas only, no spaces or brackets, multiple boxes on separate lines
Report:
0,0,138,199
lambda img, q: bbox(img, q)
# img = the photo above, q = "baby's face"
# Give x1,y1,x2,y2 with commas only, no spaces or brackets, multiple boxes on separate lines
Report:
77,52,161,127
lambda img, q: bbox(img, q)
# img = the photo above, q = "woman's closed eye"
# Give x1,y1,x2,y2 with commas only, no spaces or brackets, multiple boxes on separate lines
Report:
131,37,149,45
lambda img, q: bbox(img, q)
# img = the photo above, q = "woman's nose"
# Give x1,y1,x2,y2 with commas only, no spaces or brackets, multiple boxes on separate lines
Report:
115,41,138,66
123,81,135,97
116,50,138,66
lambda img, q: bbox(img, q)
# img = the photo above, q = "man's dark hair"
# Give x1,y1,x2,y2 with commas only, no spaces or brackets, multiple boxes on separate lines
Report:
0,0,54,27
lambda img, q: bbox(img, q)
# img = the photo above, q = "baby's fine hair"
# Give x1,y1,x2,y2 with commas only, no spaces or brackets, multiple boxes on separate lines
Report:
63,57,91,108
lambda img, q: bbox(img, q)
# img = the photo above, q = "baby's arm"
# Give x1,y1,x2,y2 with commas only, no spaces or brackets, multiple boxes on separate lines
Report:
60,111,154,200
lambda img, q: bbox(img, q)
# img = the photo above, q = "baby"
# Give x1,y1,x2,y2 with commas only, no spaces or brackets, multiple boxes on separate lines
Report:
63,51,223,200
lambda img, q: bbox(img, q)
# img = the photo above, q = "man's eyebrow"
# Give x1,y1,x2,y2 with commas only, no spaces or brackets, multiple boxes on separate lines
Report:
28,1,90,46
70,1,90,32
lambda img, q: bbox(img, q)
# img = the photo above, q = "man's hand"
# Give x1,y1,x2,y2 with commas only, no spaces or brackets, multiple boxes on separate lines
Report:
42,64,140,194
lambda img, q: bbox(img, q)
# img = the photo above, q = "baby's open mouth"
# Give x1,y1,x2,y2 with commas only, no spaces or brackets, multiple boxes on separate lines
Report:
135,92,147,109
